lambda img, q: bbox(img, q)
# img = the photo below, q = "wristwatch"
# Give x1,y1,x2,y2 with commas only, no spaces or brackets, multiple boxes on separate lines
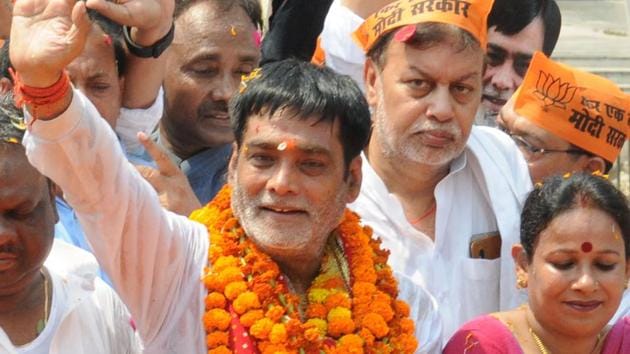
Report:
123,23,175,58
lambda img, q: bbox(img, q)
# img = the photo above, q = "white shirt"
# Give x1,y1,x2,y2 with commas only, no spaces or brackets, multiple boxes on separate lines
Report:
320,0,367,89
350,127,533,344
0,240,140,354
23,89,440,353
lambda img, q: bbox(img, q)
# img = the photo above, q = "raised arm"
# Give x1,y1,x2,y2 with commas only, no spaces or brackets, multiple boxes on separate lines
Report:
11,0,207,348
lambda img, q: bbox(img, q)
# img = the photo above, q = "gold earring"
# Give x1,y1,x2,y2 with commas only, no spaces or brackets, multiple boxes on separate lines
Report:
516,275,528,289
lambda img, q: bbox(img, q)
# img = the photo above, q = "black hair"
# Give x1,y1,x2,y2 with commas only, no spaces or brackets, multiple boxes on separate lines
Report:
367,22,480,69
87,9,126,77
229,58,371,170
488,0,561,56
520,173,630,261
0,92,26,144
0,39,11,82
0,12,126,83
174,0,262,30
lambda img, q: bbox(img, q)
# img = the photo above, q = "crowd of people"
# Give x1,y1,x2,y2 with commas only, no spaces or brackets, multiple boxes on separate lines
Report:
0,0,628,353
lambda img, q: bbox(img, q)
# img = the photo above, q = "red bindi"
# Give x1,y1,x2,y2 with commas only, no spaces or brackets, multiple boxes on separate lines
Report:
581,242,593,253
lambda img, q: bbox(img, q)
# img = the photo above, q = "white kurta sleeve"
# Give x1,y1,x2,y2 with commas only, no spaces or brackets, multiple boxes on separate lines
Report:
22,89,208,349
116,86,164,157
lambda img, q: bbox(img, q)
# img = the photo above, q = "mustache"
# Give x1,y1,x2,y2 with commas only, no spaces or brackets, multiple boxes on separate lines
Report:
197,100,229,117
408,119,461,137
482,86,512,100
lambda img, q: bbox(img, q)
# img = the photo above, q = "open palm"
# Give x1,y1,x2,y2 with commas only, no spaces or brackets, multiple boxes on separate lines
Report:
10,0,90,87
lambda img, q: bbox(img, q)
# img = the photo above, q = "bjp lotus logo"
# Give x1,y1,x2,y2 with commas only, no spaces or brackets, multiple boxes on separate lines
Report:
534,70,577,109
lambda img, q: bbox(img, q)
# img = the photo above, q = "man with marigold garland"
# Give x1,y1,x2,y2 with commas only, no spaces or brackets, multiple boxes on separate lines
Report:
8,0,440,351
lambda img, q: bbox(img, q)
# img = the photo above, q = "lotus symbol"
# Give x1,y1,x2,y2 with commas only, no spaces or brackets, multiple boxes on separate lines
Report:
533,70,577,109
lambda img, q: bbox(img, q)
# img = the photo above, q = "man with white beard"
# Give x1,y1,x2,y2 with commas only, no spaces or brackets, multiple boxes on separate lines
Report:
349,0,533,345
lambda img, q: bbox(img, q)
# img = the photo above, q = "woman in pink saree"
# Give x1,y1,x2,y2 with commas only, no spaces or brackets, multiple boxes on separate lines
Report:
444,173,630,354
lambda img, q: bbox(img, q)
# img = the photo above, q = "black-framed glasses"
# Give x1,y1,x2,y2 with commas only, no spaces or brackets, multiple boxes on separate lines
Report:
509,134,586,157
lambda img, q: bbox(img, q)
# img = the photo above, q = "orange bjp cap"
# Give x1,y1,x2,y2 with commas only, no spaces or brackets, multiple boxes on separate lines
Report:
514,52,629,163
352,0,494,53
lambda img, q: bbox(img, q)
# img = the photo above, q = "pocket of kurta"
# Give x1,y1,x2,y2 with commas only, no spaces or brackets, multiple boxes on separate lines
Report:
457,257,501,320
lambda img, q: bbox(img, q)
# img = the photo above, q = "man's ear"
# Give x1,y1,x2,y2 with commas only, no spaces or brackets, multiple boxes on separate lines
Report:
582,156,607,175
345,156,363,203
47,179,60,224
227,142,239,185
364,58,380,108
512,243,529,283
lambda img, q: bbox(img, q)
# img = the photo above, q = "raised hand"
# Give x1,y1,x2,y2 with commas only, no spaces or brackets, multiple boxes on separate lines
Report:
10,0,90,87
86,0,173,45
135,132,202,216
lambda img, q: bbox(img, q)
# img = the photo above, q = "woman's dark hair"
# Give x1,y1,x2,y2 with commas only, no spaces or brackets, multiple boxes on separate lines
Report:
520,173,630,260
229,58,371,172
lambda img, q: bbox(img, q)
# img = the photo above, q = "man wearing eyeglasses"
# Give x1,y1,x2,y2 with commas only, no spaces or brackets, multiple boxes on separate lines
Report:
476,0,561,127
497,52,628,184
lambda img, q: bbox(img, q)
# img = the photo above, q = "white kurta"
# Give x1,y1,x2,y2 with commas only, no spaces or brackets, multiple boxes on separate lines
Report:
350,127,533,343
0,240,140,354
23,89,440,354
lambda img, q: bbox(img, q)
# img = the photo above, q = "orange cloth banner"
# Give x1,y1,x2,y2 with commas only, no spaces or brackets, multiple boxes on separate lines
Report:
515,52,629,163
353,0,494,53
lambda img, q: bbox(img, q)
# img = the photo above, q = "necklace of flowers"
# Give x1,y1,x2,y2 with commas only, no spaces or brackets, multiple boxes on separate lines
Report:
190,185,418,354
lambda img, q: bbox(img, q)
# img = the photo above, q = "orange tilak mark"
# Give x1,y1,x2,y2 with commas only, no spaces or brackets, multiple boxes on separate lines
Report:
277,139,296,151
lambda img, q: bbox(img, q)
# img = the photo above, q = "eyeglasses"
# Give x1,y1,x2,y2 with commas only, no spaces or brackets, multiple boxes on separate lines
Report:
509,134,586,157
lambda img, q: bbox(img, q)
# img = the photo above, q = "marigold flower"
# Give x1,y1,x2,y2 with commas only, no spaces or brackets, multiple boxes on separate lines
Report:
398,318,415,334
233,291,261,314
305,318,327,336
369,301,394,322
306,303,327,319
338,334,364,353
206,331,229,348
215,266,243,290
265,305,285,322
394,300,410,317
250,318,274,339
304,327,322,342
328,318,355,337
352,282,377,298
213,256,239,272
203,309,231,331
269,323,287,344
259,343,289,354
224,281,248,300
240,309,264,327
325,292,351,310
208,345,231,354
308,288,330,304
328,307,352,321
358,328,375,346
205,292,226,309
391,333,418,353
361,313,389,339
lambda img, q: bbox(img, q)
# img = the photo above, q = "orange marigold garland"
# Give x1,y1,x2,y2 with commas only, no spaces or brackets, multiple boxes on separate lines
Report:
190,185,418,353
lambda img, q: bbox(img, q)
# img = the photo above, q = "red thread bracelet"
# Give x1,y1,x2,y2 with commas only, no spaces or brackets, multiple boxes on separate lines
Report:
9,68,71,124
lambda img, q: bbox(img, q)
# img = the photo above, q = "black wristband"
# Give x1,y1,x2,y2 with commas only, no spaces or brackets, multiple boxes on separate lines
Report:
123,23,175,59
